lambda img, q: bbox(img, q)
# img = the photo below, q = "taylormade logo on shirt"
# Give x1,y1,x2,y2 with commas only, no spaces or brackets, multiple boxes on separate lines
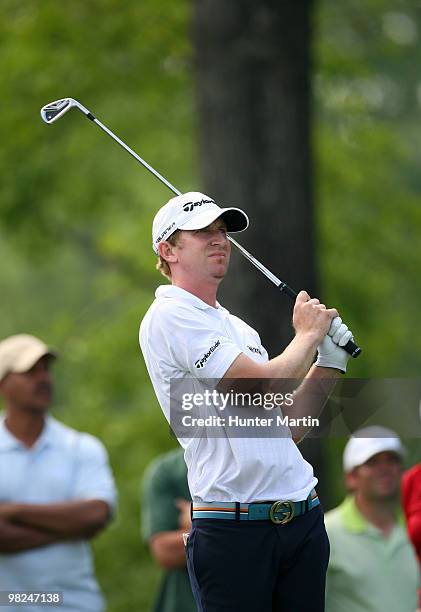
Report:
247,345,262,355
195,340,221,369
182,198,215,213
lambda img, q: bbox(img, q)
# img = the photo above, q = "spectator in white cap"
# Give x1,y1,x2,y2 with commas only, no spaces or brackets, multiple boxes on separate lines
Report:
324,426,419,612
0,334,117,612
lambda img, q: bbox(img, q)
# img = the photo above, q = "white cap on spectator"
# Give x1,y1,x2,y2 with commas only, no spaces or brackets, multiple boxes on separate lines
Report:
343,426,405,472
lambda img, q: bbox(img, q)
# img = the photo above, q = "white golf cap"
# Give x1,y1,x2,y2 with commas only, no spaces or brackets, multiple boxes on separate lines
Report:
0,334,57,382
152,191,249,254
343,426,405,472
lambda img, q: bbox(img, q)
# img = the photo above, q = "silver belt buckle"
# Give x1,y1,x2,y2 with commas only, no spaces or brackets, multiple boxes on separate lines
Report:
270,500,295,524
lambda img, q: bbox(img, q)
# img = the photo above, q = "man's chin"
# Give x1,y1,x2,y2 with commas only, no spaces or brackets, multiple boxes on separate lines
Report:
373,488,399,501
29,402,51,414
211,269,228,281
209,261,229,278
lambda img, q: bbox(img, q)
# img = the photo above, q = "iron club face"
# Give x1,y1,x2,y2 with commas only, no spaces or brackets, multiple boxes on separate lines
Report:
40,98,91,124
40,98,76,124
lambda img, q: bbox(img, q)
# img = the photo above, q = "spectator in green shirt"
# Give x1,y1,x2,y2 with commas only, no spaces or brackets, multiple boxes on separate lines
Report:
325,426,419,612
141,448,196,612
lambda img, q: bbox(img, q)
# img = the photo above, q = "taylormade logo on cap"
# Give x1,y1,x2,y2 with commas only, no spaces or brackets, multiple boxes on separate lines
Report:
152,191,249,254
182,197,215,212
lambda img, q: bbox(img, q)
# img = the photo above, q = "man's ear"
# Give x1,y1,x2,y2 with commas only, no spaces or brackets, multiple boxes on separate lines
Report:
158,240,178,263
344,469,358,493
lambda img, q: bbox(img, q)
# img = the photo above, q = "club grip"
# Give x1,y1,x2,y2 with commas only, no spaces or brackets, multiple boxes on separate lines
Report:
343,339,361,358
277,282,362,359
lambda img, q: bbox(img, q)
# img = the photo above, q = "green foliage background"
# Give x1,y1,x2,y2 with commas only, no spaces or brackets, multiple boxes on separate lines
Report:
1,1,421,609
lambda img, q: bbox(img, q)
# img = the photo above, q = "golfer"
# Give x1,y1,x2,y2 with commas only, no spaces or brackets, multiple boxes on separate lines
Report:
139,192,354,612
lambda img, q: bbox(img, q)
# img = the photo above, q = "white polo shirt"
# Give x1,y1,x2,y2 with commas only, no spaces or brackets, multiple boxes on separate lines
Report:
0,415,117,612
139,285,316,503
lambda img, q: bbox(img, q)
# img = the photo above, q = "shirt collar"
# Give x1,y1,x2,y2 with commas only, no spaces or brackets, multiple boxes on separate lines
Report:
35,416,59,450
339,494,405,533
0,413,58,452
0,415,21,451
155,284,223,311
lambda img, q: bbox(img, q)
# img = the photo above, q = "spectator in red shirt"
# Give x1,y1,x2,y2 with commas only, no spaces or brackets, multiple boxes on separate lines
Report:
402,463,421,610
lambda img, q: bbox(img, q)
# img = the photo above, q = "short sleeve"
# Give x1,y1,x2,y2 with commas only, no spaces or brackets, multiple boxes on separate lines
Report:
141,457,188,541
152,304,242,380
72,434,117,512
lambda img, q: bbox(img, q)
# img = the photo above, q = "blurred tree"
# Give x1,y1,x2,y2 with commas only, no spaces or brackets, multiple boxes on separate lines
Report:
315,0,421,378
194,0,316,357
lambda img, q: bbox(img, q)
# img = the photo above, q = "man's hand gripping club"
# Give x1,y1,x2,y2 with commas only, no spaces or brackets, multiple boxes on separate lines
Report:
293,292,354,374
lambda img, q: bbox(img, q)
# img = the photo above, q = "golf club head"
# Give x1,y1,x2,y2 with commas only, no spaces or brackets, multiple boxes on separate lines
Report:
40,98,78,124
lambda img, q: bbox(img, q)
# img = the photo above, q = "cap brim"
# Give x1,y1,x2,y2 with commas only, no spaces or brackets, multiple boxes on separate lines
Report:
345,443,405,472
13,348,58,374
358,445,405,466
178,207,249,233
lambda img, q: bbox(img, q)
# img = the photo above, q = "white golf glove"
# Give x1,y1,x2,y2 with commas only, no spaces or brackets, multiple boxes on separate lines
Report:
315,317,353,373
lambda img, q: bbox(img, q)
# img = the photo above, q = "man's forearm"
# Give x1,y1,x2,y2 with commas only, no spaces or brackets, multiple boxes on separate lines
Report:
265,332,320,380
283,365,341,442
149,530,188,569
222,332,319,388
9,500,109,538
0,519,58,553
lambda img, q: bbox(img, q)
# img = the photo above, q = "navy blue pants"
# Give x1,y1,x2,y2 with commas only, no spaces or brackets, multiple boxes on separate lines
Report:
186,505,329,612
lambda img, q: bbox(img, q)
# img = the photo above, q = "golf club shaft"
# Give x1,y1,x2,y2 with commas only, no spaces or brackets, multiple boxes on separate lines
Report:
85,112,180,196
55,101,362,358
84,110,299,297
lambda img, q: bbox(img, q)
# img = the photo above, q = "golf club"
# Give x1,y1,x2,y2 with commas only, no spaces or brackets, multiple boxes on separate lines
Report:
40,97,361,358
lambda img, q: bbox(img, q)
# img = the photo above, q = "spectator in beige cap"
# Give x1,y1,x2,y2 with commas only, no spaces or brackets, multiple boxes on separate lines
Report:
0,334,117,612
324,426,419,612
